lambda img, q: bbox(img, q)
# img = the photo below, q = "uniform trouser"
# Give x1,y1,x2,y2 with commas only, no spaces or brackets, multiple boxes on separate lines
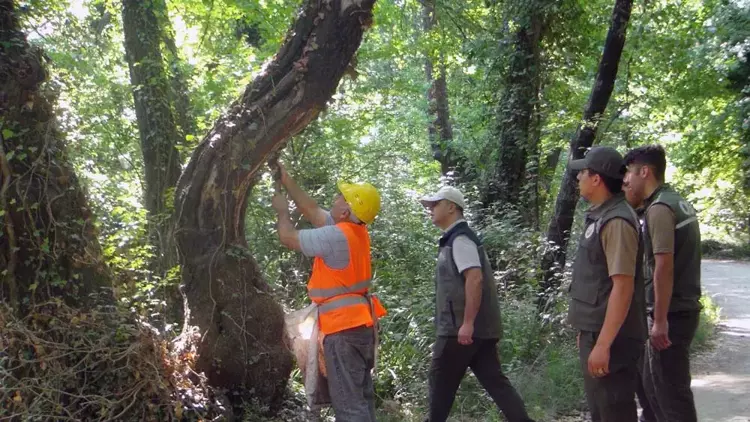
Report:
579,331,643,422
425,337,534,422
323,325,376,422
637,310,700,422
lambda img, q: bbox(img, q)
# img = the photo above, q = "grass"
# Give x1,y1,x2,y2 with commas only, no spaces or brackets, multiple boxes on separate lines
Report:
691,294,722,353
701,239,750,260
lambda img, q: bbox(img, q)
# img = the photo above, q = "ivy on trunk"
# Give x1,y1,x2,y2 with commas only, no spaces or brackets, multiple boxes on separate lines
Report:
0,0,112,313
121,0,183,284
483,0,550,210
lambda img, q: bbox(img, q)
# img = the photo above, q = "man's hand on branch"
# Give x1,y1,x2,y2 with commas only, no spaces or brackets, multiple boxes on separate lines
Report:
275,162,291,187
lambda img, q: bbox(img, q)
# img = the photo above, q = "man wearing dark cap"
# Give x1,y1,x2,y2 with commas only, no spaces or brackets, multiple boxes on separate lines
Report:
420,186,534,422
623,145,702,422
567,146,647,422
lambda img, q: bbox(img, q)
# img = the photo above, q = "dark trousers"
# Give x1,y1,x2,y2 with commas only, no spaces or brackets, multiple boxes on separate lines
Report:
426,337,534,422
637,311,700,422
323,325,376,422
579,331,643,422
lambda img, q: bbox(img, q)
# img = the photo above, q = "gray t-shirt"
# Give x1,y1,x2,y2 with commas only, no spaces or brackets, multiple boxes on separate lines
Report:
443,219,481,274
298,211,350,269
453,235,481,273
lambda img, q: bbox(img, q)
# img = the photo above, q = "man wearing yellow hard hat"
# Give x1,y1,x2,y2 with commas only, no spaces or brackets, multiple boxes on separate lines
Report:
271,163,386,421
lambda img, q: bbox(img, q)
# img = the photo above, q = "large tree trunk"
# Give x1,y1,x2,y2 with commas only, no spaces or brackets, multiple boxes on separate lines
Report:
540,0,633,299
121,0,184,324
161,9,197,147
174,0,376,407
122,0,183,277
423,0,460,180
0,0,111,312
483,4,547,209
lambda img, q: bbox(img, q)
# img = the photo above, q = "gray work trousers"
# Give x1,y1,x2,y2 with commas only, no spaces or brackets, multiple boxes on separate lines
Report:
323,325,376,422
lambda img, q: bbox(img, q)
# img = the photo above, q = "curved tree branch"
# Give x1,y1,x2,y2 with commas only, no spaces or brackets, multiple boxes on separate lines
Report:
173,0,376,407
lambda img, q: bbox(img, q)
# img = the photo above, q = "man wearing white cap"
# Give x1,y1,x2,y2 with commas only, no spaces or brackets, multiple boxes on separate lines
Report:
420,186,534,422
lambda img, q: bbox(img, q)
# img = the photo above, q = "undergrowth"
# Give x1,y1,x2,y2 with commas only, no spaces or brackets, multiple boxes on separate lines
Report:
0,298,228,421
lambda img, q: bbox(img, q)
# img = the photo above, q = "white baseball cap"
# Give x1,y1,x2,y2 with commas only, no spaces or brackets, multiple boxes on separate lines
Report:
420,186,466,210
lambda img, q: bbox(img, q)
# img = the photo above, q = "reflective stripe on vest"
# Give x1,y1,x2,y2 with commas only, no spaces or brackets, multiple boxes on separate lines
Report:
676,216,698,229
319,294,370,313
308,279,372,300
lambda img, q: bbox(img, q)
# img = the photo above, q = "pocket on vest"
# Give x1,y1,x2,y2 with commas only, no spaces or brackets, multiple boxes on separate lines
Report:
570,279,599,305
438,300,462,330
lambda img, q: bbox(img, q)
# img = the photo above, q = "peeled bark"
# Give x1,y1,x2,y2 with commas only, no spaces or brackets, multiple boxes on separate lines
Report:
483,4,546,208
423,0,460,179
0,0,111,312
174,0,376,407
540,0,633,296
122,0,183,275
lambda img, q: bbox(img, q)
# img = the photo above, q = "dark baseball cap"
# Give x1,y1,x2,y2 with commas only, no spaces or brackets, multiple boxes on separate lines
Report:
569,146,625,180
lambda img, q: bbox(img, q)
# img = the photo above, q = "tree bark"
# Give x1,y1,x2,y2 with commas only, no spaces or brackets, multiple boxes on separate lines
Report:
423,0,460,179
483,4,546,209
540,0,633,297
122,0,183,275
539,146,562,200
121,0,184,324
161,6,198,147
174,0,376,407
0,0,111,312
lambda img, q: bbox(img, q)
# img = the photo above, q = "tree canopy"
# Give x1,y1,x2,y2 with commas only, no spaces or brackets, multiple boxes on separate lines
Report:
1,0,747,419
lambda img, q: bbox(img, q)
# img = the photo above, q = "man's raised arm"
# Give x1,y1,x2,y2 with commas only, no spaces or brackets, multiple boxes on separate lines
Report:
277,163,329,227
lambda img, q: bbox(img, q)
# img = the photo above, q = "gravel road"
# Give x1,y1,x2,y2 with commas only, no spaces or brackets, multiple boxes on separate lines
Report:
691,260,750,422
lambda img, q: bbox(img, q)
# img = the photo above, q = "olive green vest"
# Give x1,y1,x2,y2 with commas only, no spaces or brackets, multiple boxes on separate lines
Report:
642,185,702,312
568,193,647,340
435,222,502,339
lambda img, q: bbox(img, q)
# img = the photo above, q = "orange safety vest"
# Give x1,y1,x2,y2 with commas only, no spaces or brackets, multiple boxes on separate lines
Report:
307,222,387,335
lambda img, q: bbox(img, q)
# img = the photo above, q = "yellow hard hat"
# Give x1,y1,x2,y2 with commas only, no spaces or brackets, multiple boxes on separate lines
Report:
338,181,381,225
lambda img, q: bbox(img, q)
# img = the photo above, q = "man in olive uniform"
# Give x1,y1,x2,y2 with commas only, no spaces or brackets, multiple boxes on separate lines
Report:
420,186,534,422
623,145,702,422
568,146,647,422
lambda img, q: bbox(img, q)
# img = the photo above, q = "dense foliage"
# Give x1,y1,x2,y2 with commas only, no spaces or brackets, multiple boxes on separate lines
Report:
2,0,744,419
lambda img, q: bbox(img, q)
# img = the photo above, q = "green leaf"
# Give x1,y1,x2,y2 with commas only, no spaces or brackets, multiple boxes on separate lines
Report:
1,128,13,139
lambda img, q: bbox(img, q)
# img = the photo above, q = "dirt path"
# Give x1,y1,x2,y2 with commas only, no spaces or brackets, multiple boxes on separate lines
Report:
691,259,750,422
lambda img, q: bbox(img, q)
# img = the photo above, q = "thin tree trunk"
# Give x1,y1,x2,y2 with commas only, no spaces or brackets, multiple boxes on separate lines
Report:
423,0,459,179
539,146,562,197
483,3,546,209
0,0,112,312
174,0,376,407
121,0,183,317
526,99,545,229
540,0,633,299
